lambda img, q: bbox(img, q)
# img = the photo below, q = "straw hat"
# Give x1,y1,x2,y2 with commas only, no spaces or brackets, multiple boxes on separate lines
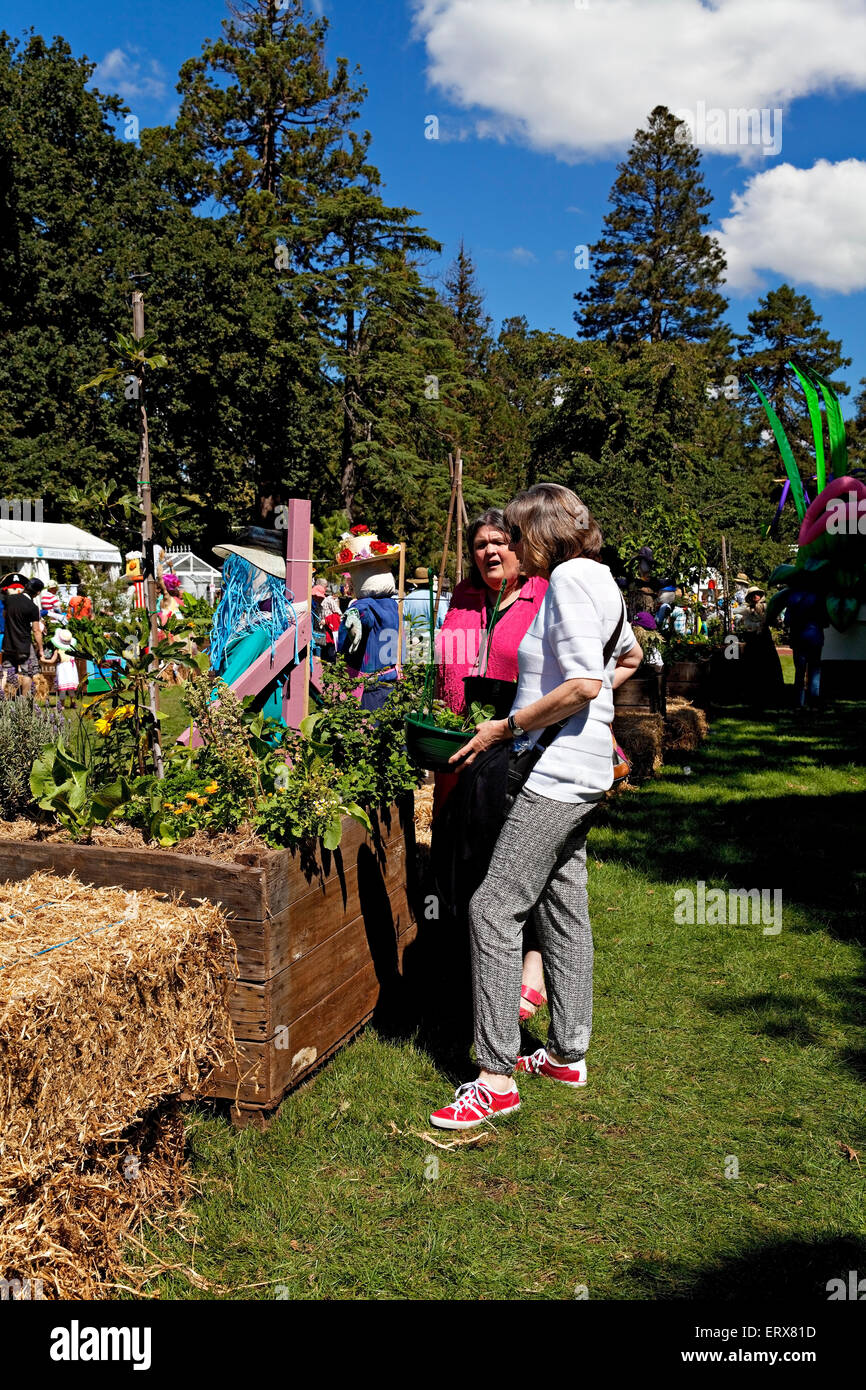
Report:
213,526,286,579
334,527,400,573
733,572,751,585
406,567,430,588
51,628,76,653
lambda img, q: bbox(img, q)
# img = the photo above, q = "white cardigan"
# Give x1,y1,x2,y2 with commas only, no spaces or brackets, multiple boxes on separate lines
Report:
512,558,638,802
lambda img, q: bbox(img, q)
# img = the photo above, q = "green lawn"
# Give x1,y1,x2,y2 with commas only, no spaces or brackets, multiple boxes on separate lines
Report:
135,700,866,1301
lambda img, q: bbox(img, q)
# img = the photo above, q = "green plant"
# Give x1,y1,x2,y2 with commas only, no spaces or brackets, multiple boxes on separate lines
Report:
0,698,65,819
255,717,371,851
29,743,130,841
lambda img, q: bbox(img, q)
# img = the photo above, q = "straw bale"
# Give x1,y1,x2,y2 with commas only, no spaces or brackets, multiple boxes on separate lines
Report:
663,697,710,753
612,711,664,784
414,780,434,847
0,872,237,1298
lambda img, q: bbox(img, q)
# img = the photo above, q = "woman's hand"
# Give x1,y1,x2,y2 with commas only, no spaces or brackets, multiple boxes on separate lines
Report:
448,718,510,768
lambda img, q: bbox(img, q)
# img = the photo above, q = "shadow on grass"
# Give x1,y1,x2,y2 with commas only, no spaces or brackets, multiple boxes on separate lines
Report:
597,703,866,942
619,1233,866,1301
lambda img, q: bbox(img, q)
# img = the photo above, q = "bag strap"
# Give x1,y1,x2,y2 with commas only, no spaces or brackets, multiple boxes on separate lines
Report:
534,595,627,750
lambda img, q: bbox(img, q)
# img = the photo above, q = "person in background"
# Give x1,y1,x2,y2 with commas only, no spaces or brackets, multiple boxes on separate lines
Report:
67,584,92,621
311,582,337,664
403,567,446,632
433,508,549,1022
1,572,45,696
40,626,79,709
39,579,62,620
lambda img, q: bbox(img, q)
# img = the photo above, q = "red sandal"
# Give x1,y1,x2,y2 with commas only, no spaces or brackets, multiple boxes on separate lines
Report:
519,985,548,1021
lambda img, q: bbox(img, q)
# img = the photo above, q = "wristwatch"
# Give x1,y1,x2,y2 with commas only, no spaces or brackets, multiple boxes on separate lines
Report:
507,712,527,739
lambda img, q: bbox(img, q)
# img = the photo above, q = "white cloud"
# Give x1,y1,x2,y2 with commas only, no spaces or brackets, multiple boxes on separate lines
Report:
508,246,538,263
716,159,866,293
92,48,167,105
411,0,866,162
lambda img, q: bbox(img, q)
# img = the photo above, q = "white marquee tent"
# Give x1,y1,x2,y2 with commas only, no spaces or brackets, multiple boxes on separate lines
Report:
0,520,122,583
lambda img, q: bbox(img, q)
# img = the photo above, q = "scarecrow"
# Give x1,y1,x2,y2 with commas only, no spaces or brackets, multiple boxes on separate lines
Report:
334,525,402,711
210,526,294,723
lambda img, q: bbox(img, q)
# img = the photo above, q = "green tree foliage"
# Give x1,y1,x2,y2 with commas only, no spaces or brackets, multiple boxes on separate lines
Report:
575,105,728,348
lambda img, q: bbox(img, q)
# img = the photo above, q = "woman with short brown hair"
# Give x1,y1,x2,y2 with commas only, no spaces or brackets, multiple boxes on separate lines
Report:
429,484,642,1130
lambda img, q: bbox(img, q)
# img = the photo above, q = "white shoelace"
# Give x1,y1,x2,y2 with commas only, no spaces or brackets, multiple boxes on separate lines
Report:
521,1047,549,1074
452,1082,494,1114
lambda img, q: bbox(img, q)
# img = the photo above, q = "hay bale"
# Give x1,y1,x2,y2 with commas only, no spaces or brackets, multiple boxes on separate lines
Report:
663,697,709,752
0,872,237,1298
612,711,664,784
414,779,434,847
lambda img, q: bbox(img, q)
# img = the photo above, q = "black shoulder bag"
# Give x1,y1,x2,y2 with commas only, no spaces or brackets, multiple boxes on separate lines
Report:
431,598,626,918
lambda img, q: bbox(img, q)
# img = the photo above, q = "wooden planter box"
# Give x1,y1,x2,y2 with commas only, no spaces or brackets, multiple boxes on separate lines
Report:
0,797,417,1126
613,672,664,713
665,659,711,708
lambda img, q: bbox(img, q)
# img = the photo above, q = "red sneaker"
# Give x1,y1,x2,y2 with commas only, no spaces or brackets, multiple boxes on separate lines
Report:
430,1080,521,1131
516,1046,587,1088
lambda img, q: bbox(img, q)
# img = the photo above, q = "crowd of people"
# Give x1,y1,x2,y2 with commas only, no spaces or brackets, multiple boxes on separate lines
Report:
0,564,192,706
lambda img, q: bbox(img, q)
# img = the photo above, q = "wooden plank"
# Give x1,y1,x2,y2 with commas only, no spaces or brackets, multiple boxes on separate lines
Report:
228,884,413,1040
0,840,271,918
255,797,414,917
227,838,408,983
211,923,418,1104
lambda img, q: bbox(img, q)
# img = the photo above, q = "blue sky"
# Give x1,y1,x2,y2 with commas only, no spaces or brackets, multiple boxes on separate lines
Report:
5,0,866,411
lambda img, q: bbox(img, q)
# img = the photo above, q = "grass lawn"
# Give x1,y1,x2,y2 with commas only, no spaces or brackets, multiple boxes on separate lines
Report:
134,696,865,1302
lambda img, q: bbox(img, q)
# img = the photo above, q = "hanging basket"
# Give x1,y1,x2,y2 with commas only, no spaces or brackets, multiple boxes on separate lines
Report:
404,712,474,772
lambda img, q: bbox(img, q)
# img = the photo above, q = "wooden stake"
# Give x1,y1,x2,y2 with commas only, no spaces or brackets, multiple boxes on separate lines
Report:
132,290,163,780
455,447,464,587
434,463,459,626
396,542,406,675
720,534,732,635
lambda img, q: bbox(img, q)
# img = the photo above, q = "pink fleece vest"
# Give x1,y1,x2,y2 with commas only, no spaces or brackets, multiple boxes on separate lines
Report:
436,576,548,714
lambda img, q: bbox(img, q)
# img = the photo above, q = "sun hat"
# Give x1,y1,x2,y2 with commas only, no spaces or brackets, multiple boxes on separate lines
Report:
334,525,400,573
406,566,430,588
51,627,76,653
213,526,286,579
745,585,765,598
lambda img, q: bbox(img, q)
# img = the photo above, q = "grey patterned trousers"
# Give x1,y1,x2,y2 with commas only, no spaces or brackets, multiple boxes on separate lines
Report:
468,787,599,1074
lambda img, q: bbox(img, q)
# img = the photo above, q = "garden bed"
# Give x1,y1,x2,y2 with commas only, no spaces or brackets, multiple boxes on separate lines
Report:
0,796,417,1127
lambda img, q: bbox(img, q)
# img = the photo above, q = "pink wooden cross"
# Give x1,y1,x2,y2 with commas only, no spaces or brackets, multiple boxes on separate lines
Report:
179,497,321,746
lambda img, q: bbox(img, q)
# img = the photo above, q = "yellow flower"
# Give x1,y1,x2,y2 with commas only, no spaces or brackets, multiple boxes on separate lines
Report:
204,782,218,794
94,718,111,735
115,703,135,719
185,791,198,801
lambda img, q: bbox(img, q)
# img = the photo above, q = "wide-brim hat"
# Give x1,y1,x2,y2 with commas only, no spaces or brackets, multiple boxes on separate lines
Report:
406,566,430,587
745,586,765,598
733,572,751,585
52,627,75,651
213,526,286,580
334,545,401,574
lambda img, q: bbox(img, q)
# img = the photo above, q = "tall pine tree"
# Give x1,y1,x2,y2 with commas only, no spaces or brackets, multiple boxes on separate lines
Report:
575,105,728,346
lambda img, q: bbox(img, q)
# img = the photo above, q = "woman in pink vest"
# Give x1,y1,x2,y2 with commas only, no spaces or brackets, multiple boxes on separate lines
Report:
435,509,548,1019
